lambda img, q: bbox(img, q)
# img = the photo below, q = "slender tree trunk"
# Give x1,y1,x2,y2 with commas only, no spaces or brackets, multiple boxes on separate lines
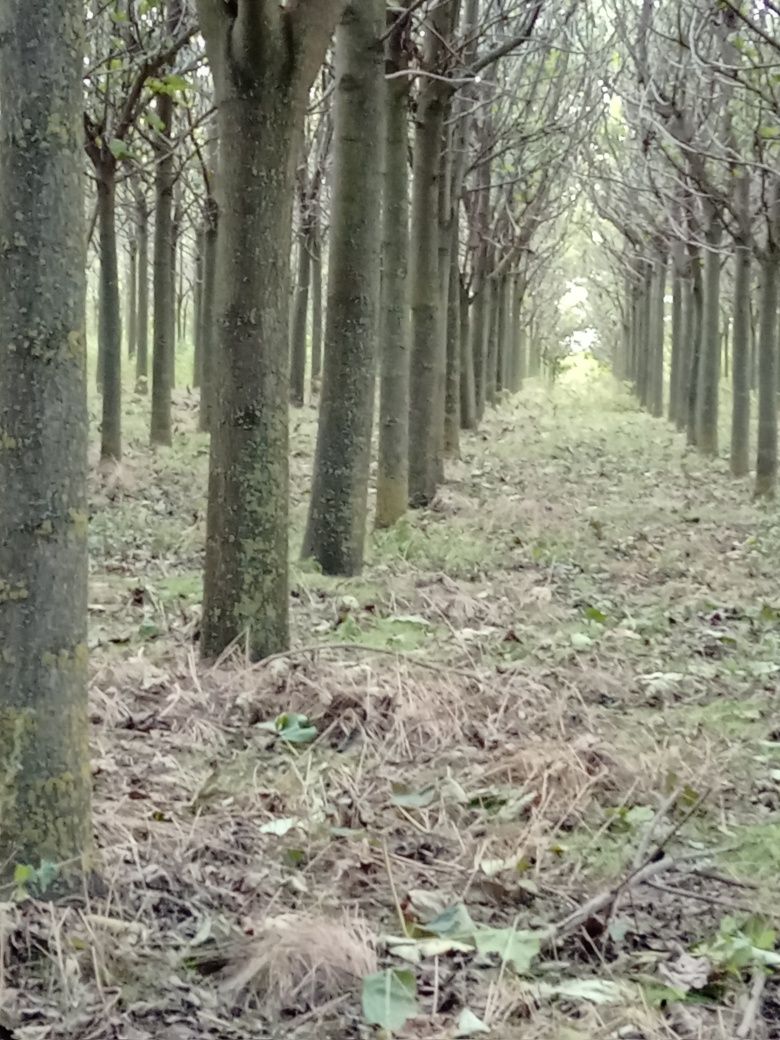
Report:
730,243,751,477
151,90,176,446
408,80,447,506
193,227,204,387
127,237,138,359
755,249,779,497
460,278,476,428
674,273,691,432
486,275,499,406
309,221,323,393
0,0,91,884
376,23,410,529
135,193,150,393
289,226,310,407
686,254,704,446
668,256,683,423
649,254,666,418
496,272,508,396
696,217,722,455
444,225,461,456
303,0,385,573
198,197,218,433
97,170,122,461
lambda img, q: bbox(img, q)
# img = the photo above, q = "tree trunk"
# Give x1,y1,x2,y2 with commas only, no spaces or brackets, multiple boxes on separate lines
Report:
302,0,385,573
686,253,704,447
376,21,410,529
97,169,122,461
459,278,476,428
151,90,176,446
309,221,323,393
755,249,779,497
696,217,722,455
730,243,751,477
649,255,666,418
0,0,91,885
127,237,138,359
289,227,310,407
444,224,461,456
408,82,447,506
198,200,218,432
668,256,683,423
193,227,205,387
135,192,150,393
485,275,499,406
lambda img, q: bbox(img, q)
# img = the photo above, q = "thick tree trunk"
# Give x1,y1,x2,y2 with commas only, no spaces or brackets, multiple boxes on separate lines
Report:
289,227,310,407
376,27,411,529
135,193,150,393
696,218,722,455
0,0,91,884
730,243,751,477
303,0,385,573
97,170,122,461
151,91,176,446
755,250,778,497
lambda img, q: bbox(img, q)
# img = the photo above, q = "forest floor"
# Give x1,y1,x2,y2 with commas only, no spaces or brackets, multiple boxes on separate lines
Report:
5,359,780,1040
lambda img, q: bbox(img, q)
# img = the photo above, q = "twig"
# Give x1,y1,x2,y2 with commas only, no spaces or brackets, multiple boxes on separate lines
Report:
736,969,766,1038
632,785,683,871
645,881,762,919
382,839,409,939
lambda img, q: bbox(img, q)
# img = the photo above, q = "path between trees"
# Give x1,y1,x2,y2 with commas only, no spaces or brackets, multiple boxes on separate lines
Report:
8,360,780,1039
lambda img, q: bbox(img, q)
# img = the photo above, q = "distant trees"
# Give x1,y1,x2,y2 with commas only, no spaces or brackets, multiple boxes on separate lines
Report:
0,0,91,882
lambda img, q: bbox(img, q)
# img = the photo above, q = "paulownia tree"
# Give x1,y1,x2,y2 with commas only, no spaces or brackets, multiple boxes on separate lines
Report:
196,0,346,658
0,0,91,884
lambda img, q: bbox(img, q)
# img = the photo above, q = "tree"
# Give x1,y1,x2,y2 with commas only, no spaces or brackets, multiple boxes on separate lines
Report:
0,0,91,883
197,0,346,658
303,0,386,574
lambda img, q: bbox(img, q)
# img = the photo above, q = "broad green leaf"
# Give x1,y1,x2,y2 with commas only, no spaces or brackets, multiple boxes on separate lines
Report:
423,903,477,941
475,926,541,973
361,969,419,1031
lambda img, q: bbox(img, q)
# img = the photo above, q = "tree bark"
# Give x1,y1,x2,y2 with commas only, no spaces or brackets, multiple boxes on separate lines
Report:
303,0,385,572
459,277,476,428
755,250,779,497
444,224,461,457
0,0,91,885
151,89,176,446
376,13,411,529
198,0,345,659
696,217,722,455
730,243,751,477
97,169,122,461
289,224,310,407
127,236,138,359
135,190,150,393
198,199,218,432
309,221,323,393
686,252,704,447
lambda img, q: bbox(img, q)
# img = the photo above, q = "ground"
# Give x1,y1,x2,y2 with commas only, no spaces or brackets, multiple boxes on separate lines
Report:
3,359,780,1039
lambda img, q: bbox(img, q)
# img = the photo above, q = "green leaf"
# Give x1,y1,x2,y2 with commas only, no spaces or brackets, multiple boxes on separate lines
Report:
107,138,131,161
258,712,318,744
362,969,419,1031
475,926,541,973
391,783,437,808
584,606,608,624
13,864,34,886
455,1008,491,1036
423,903,478,941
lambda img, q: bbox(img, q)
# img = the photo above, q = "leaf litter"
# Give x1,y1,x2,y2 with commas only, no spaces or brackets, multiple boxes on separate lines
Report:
4,366,780,1039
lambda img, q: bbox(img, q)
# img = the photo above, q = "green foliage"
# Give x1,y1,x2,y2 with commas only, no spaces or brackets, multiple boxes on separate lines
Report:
12,860,59,901
361,968,419,1031
257,713,318,745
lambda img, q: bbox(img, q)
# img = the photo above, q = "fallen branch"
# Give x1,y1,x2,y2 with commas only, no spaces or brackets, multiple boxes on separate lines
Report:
736,969,766,1038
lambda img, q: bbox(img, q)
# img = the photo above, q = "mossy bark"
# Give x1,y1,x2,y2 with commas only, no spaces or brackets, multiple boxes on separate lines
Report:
376,16,411,529
134,190,150,393
97,169,122,461
303,0,385,571
151,90,176,447
730,243,752,478
198,0,345,658
0,0,91,885
696,218,722,455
